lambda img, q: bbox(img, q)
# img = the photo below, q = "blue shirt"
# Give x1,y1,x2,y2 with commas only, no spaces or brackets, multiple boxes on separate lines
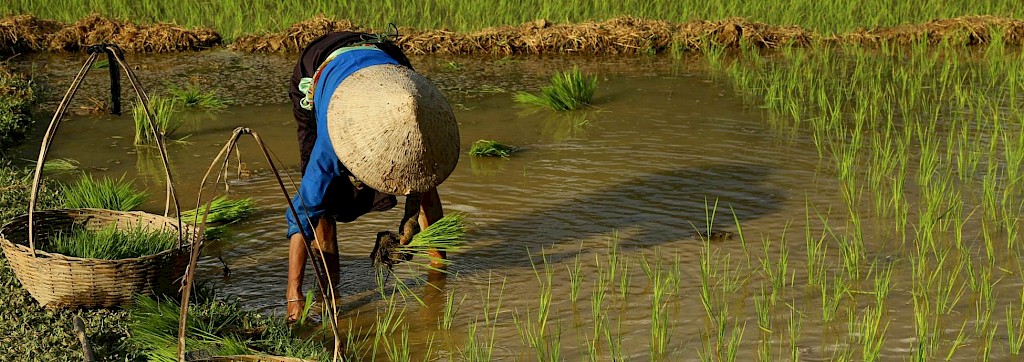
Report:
286,48,400,239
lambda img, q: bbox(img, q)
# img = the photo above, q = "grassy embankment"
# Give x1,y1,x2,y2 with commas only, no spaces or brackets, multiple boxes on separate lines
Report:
5,0,1022,40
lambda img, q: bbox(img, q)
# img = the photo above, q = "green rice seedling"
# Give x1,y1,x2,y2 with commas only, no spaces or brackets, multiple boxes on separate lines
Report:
787,305,802,362
514,66,597,111
1008,300,1024,355
852,306,888,362
974,264,997,335
167,82,230,109
649,268,671,358
602,317,625,362
592,260,608,337
911,293,941,361
46,222,176,259
61,174,148,211
805,205,828,287
943,321,970,360
981,325,998,362
182,196,256,224
467,139,518,158
515,250,560,361
618,258,630,301
440,286,464,330
569,253,585,304
723,321,746,362
872,262,894,309
384,326,411,362
754,284,773,334
133,96,185,145
371,294,406,359
820,270,849,323
605,233,619,284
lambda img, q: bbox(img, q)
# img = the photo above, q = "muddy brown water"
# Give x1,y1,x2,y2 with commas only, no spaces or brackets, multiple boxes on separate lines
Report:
9,51,1016,361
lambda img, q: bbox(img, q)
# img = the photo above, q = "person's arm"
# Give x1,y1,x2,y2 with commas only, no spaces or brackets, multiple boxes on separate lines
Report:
285,141,339,321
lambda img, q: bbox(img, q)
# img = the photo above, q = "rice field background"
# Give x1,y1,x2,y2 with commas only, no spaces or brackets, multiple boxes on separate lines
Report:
3,3,1024,360
5,0,1023,40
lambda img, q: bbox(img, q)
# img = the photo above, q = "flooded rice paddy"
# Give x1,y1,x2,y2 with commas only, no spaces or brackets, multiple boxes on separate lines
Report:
12,47,1024,361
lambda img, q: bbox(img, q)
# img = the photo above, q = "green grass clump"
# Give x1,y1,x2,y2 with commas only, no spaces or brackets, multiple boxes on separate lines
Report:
168,83,230,109
133,96,184,145
515,67,597,111
0,65,37,149
41,158,79,173
46,223,177,259
468,139,518,158
61,174,148,211
127,295,327,362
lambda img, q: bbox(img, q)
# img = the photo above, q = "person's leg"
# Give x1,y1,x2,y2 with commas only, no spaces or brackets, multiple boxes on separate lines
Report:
417,188,447,271
310,215,340,290
286,233,307,322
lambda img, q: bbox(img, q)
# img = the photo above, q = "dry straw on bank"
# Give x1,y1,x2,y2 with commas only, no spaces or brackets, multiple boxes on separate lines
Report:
4,14,1024,55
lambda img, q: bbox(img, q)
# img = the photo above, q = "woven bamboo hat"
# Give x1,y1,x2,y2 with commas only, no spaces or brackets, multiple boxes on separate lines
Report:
326,64,460,195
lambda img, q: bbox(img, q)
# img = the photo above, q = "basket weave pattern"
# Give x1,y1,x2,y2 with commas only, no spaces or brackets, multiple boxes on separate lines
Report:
0,208,196,309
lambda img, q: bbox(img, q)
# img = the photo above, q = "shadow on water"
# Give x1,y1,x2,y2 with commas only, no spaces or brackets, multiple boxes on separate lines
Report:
451,162,784,273
329,161,783,302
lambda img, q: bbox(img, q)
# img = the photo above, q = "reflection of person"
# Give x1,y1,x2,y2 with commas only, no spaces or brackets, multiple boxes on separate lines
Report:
285,32,460,322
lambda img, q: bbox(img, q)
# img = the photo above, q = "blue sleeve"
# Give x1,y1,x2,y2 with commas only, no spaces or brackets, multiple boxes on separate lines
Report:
286,137,342,239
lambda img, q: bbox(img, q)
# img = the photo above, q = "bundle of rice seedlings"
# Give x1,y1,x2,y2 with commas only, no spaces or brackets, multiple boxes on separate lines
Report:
127,295,327,362
45,223,177,259
514,66,597,111
371,213,467,272
61,174,148,211
182,196,257,240
468,139,518,158
182,196,256,224
133,96,185,145
168,83,230,109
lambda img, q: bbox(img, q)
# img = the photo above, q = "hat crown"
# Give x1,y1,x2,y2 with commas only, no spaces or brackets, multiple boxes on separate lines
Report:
326,64,460,195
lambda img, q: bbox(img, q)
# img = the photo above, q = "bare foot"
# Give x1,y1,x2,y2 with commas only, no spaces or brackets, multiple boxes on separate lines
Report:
287,299,305,323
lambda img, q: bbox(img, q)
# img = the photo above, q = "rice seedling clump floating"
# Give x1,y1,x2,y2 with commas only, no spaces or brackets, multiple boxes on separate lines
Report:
61,174,148,211
168,82,230,109
132,96,184,145
468,139,518,158
182,196,258,239
515,66,597,111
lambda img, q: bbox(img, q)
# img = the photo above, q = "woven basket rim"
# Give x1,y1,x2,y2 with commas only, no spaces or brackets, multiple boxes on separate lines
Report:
0,208,196,262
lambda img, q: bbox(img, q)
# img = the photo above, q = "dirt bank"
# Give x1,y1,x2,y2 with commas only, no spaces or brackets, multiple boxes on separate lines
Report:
4,14,1024,56
1,14,220,55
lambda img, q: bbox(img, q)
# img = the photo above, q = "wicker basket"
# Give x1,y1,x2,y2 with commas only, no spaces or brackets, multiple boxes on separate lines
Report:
0,46,197,309
0,209,196,309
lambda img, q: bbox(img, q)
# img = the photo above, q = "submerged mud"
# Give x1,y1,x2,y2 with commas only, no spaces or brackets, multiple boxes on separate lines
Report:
4,14,1024,56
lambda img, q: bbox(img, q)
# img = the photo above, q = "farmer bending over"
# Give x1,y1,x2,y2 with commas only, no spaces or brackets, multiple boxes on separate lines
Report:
285,31,460,322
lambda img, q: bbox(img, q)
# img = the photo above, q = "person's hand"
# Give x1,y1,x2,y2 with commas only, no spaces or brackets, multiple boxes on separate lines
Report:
287,298,304,323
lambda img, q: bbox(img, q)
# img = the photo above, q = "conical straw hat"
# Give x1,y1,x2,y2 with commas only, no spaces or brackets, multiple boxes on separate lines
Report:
326,64,460,195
